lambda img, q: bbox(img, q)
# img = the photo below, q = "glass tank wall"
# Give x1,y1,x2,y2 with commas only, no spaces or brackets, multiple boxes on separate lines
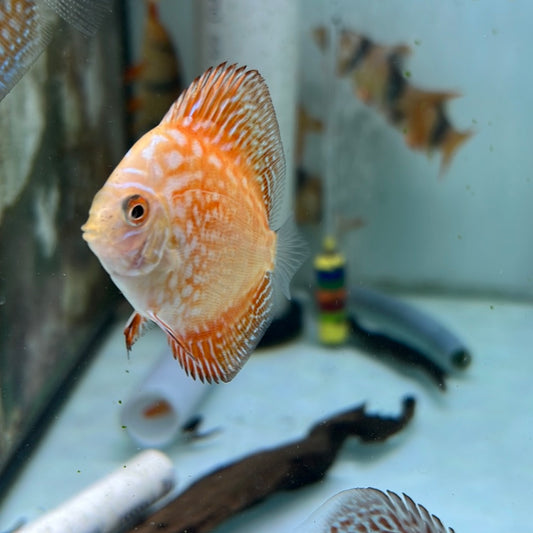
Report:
0,1,532,532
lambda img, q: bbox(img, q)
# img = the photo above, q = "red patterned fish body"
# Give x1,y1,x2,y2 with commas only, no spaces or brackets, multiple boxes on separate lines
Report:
82,63,302,383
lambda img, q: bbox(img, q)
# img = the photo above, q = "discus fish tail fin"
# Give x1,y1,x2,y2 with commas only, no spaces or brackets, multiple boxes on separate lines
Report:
274,217,308,300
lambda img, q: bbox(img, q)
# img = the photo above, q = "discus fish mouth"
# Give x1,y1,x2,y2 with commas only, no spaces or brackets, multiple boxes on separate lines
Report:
81,219,98,243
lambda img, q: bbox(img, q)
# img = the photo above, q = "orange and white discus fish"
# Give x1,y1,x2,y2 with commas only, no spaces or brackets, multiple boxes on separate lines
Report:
82,63,304,383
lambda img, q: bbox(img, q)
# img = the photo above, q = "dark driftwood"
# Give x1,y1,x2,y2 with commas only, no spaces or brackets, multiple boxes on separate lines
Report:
128,397,416,533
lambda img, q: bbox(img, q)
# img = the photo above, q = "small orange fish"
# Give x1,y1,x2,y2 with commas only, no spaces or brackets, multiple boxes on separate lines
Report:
82,63,305,383
316,27,473,174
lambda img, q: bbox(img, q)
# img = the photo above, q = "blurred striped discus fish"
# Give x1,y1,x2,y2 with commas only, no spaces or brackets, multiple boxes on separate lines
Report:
295,488,455,533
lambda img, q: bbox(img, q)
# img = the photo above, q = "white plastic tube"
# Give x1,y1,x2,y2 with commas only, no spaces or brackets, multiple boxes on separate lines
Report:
18,449,174,533
196,0,299,198
121,351,213,448
195,0,299,318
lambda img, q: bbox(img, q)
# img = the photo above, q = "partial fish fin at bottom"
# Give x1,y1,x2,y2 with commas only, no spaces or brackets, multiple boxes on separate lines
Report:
294,487,455,533
168,273,274,383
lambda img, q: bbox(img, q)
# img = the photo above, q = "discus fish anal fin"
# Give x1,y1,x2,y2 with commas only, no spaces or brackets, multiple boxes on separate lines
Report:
168,273,274,383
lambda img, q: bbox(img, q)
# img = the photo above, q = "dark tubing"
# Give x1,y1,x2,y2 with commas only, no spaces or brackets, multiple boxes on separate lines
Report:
350,286,472,371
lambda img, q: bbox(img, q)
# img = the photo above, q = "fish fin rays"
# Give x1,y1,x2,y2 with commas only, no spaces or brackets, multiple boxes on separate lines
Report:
0,2,56,102
42,0,113,36
168,273,274,383
161,62,286,230
274,217,308,300
295,487,455,533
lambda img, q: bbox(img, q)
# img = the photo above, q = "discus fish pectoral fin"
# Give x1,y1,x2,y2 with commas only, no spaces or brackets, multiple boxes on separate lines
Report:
124,312,151,352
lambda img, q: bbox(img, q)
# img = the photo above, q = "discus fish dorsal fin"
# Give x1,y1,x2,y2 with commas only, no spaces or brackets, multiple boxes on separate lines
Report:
166,273,274,383
161,62,286,230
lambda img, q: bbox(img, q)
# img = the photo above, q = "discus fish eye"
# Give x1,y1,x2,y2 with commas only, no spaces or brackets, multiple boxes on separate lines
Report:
123,194,149,226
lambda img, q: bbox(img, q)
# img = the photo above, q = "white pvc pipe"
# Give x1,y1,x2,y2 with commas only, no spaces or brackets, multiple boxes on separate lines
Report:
120,351,213,448
195,0,300,317
195,0,299,217
18,449,174,533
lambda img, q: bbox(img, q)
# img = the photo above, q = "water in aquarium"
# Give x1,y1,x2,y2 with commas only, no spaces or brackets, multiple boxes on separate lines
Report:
0,1,531,532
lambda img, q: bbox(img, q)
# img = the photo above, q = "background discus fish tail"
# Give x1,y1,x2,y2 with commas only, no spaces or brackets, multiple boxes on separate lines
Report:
161,62,287,231
274,216,308,300
0,0,113,103
169,273,275,383
0,0,56,101
295,487,455,533
42,0,113,36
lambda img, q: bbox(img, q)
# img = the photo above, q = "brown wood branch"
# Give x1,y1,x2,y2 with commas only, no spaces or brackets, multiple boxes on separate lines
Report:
128,396,416,533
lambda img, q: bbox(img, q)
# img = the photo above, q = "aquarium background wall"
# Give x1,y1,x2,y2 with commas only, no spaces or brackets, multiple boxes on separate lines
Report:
129,0,533,299
0,7,126,480
1,0,532,505
298,0,533,299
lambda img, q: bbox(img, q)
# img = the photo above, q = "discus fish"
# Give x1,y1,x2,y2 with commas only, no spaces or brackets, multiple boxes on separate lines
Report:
294,487,455,533
315,27,472,173
82,63,305,383
0,0,112,102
